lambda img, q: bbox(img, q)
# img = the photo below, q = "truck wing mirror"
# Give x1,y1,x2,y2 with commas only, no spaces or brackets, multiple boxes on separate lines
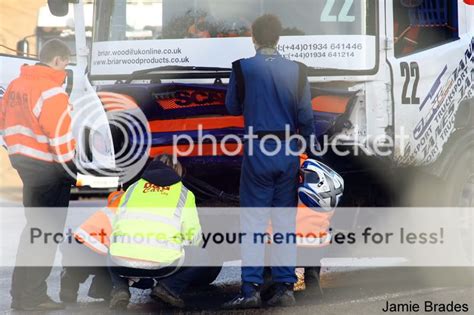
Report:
16,39,30,57
48,0,69,17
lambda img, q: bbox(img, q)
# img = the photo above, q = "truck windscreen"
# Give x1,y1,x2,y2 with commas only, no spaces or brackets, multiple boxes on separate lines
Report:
91,0,377,77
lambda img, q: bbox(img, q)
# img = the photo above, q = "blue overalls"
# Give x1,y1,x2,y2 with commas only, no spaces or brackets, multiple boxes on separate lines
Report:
226,49,315,286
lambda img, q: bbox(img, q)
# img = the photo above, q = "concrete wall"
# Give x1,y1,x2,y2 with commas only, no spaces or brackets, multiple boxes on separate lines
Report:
0,0,44,56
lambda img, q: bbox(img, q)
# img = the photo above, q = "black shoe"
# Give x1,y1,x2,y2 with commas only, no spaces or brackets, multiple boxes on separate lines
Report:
12,297,65,311
88,275,112,301
266,283,296,307
222,291,262,310
109,288,130,310
261,283,277,302
151,283,185,308
59,269,80,303
305,267,321,282
304,267,323,297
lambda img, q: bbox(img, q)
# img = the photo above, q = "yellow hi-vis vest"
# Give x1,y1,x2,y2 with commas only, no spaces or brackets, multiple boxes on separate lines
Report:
109,179,202,266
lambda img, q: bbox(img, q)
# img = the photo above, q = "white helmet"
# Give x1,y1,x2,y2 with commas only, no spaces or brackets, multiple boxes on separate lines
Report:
298,159,344,212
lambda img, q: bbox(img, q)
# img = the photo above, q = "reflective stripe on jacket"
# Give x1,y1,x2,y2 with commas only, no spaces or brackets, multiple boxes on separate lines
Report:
0,65,75,163
110,179,201,267
74,190,125,255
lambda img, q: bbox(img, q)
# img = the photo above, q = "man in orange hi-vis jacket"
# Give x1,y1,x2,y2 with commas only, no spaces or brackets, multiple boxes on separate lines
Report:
0,39,76,311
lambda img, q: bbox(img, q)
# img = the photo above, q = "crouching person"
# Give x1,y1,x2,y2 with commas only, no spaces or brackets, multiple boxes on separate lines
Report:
60,190,125,303
108,154,204,310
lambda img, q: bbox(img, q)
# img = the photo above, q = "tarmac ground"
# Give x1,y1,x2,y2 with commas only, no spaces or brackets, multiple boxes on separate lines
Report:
0,266,473,314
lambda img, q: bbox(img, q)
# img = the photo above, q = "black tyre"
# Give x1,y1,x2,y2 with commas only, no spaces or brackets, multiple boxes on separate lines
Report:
444,148,473,268
445,148,474,206
413,148,474,285
398,134,474,285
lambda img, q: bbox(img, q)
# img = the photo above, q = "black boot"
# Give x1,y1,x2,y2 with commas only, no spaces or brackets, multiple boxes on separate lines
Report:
109,287,130,310
266,283,296,307
59,269,80,303
304,267,323,297
222,283,262,309
88,272,113,300
151,283,185,308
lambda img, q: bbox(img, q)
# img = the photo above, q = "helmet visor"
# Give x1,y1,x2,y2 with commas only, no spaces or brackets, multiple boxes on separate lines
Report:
303,171,320,184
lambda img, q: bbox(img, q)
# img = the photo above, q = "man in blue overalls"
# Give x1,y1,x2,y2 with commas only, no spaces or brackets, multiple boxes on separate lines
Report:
223,15,316,309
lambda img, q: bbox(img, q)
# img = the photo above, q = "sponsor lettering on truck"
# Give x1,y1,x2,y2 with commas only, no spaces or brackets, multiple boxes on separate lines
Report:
1,0,473,208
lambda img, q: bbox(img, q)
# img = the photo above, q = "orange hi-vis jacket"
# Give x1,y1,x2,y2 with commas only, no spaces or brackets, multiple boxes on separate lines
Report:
297,155,333,247
0,64,75,163
295,204,333,247
74,190,124,255
266,204,333,247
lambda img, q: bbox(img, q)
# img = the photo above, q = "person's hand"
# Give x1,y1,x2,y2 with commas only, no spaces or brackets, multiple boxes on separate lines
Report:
313,138,322,152
305,135,322,159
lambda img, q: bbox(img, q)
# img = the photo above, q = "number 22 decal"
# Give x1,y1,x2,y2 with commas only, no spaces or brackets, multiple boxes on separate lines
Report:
321,0,355,22
400,62,420,105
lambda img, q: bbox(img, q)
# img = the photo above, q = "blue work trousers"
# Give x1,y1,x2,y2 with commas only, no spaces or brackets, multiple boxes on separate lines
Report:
239,140,299,284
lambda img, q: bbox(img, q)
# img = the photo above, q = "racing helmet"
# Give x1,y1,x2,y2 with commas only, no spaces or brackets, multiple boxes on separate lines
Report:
298,159,344,212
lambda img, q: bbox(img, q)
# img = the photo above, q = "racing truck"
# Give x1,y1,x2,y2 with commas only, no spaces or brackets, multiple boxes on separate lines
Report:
1,0,473,206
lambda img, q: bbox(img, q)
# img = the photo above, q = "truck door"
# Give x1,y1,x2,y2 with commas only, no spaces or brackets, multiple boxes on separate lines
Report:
387,0,473,165
67,66,117,183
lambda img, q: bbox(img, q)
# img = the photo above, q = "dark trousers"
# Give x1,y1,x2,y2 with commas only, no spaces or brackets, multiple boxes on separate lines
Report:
60,242,112,299
109,264,215,296
10,181,71,307
109,263,178,291
160,266,219,296
109,249,217,296
61,266,112,298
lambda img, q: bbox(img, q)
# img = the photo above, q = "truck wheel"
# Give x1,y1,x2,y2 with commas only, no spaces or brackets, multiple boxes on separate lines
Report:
445,148,473,266
400,168,444,206
445,148,473,206
401,133,473,207
431,148,474,285
401,146,473,284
